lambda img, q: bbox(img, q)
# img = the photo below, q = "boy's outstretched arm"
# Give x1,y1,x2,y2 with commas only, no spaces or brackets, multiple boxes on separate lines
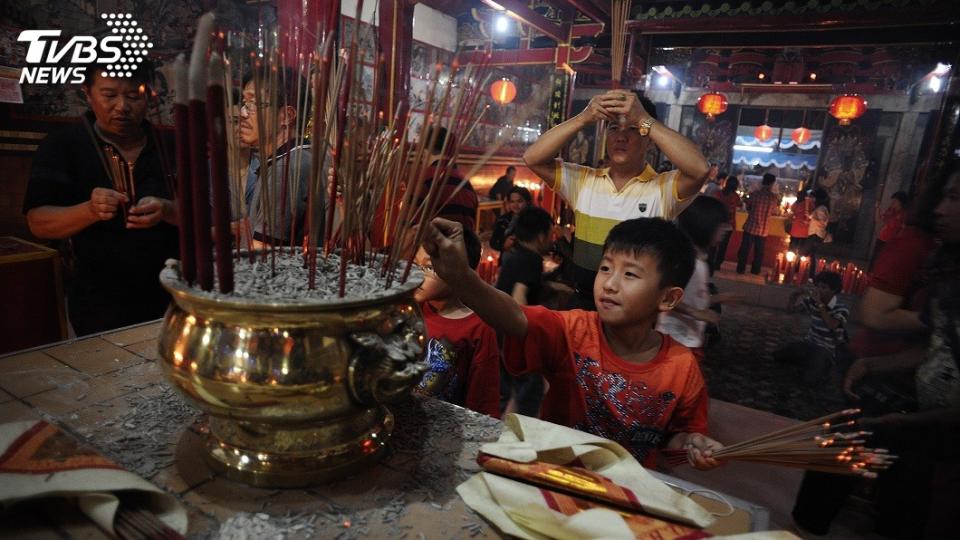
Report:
422,218,529,337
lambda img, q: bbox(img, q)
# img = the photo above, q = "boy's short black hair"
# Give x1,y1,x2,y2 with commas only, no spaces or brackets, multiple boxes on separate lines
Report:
511,206,553,243
507,186,533,204
891,191,909,206
813,271,842,293
601,218,695,288
464,228,482,270
677,196,730,251
762,173,777,186
506,165,516,173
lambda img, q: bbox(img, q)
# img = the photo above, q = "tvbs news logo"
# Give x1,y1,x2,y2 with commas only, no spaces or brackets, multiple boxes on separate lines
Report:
18,13,153,84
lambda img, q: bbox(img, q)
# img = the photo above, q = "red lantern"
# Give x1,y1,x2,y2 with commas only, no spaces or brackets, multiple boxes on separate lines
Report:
754,124,773,142
697,92,728,120
829,94,867,126
791,126,811,145
490,78,517,105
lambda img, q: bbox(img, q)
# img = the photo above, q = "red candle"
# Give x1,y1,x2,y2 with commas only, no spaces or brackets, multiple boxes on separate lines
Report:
797,256,810,284
816,258,827,274
187,13,215,291
172,55,195,283
206,51,234,294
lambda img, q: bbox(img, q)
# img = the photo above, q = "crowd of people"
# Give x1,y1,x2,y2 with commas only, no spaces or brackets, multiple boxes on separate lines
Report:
22,62,957,538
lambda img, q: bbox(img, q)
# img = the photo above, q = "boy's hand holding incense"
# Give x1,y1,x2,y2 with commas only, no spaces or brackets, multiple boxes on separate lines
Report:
127,196,176,228
669,432,723,470
88,187,128,222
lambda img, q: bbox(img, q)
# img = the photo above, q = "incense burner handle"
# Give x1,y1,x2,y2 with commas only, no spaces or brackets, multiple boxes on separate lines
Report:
347,315,426,405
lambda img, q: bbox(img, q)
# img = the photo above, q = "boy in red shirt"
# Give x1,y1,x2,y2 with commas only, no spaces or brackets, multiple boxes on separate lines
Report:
423,217,722,469
414,228,501,418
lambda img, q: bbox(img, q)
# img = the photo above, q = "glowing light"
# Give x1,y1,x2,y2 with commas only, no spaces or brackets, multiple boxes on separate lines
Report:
758,72,766,80
495,15,509,33
754,124,774,142
490,78,516,105
785,251,797,263
656,74,670,87
829,95,867,126
809,72,817,81
929,76,942,92
696,92,728,120
933,63,951,76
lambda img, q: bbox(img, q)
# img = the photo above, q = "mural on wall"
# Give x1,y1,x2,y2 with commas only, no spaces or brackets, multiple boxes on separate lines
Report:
688,106,738,170
816,111,880,244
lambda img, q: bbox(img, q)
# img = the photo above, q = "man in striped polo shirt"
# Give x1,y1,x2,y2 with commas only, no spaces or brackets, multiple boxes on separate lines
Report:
523,89,710,309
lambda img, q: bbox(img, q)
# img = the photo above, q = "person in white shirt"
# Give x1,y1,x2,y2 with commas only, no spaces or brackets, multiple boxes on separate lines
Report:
657,196,740,359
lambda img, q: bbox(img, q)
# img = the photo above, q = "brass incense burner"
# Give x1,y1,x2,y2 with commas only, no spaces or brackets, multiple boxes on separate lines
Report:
157,263,426,487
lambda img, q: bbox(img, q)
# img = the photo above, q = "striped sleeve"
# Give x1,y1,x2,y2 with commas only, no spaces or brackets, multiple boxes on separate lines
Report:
657,169,693,219
556,161,591,210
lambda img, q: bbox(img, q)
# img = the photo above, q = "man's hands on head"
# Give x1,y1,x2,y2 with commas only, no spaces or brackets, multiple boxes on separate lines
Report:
587,90,652,127
88,187,128,222
422,218,471,281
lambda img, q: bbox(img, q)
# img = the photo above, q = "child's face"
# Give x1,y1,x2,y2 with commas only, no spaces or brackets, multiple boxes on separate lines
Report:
414,247,450,303
507,193,528,214
814,282,835,303
593,250,682,327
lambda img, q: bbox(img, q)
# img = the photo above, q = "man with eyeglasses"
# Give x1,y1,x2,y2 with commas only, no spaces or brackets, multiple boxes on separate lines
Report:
23,62,179,335
236,68,317,248
523,89,710,309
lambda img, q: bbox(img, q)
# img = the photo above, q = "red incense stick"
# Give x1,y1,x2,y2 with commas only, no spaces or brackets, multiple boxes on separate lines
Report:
172,55,195,283
188,13,216,291
206,51,234,293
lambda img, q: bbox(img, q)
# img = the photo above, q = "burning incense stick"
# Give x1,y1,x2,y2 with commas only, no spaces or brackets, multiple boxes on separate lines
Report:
662,409,896,478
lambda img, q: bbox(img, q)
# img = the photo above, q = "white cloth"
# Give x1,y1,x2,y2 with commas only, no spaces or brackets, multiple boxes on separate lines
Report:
658,255,711,348
457,414,798,540
0,420,187,536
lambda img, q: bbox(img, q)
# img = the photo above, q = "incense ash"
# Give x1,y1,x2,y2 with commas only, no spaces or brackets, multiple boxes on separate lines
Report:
163,252,424,305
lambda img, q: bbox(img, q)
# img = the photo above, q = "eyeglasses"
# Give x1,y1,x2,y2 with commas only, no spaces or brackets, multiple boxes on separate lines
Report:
240,100,269,115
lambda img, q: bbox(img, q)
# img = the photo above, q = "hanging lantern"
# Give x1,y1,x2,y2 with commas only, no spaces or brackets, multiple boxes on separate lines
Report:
829,94,867,126
754,124,774,142
697,91,728,120
791,126,812,145
490,78,517,105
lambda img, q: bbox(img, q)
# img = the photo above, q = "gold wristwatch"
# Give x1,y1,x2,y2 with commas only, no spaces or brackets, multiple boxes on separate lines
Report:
637,117,655,136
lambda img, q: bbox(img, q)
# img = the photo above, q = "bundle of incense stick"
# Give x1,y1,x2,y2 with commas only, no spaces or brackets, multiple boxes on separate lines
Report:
113,504,184,540
174,7,547,296
662,409,896,478
610,0,630,87
102,145,135,220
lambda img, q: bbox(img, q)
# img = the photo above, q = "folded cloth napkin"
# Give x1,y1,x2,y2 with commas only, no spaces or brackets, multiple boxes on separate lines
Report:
457,414,799,540
0,420,187,536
